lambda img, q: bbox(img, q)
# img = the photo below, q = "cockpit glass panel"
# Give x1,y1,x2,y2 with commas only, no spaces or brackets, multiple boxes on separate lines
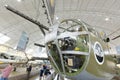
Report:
58,34,89,52
58,37,76,51
76,34,89,52
47,41,63,72
58,20,86,33
57,34,89,75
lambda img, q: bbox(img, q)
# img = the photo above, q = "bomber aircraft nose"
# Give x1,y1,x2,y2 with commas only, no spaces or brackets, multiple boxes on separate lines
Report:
45,20,90,77
44,19,91,80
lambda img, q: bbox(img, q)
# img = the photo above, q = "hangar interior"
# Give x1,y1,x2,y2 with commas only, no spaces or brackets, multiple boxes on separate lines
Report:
0,0,120,80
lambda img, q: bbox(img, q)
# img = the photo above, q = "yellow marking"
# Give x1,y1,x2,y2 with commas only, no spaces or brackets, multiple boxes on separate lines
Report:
50,0,54,6
68,58,73,66
0,61,4,64
74,47,80,51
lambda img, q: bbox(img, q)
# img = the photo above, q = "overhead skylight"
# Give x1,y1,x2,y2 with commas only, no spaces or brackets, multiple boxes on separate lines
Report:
0,33,10,44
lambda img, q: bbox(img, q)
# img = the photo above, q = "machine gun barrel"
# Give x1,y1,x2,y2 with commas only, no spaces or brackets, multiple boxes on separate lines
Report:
34,43,45,47
112,34,120,40
5,5,49,35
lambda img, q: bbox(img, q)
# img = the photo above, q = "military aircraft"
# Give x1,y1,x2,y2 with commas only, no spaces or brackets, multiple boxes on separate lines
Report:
4,5,120,80
0,52,28,69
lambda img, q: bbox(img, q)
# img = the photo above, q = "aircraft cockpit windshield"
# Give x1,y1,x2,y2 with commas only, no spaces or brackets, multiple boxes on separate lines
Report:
46,19,90,76
58,19,87,33
58,35,89,52
57,19,89,52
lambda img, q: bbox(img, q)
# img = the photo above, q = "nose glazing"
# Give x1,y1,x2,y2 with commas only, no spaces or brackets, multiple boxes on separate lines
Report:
47,34,89,76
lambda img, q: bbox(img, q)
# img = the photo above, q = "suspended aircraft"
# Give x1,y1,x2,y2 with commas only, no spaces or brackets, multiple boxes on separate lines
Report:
0,52,28,69
4,5,120,80
0,44,28,69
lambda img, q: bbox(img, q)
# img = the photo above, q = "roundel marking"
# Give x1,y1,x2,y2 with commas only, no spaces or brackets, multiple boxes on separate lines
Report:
93,41,104,65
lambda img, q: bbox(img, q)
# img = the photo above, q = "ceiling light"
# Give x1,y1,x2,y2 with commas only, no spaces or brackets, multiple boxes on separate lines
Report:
105,17,110,21
0,33,10,44
55,16,59,20
78,19,81,21
4,5,8,7
17,0,22,2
